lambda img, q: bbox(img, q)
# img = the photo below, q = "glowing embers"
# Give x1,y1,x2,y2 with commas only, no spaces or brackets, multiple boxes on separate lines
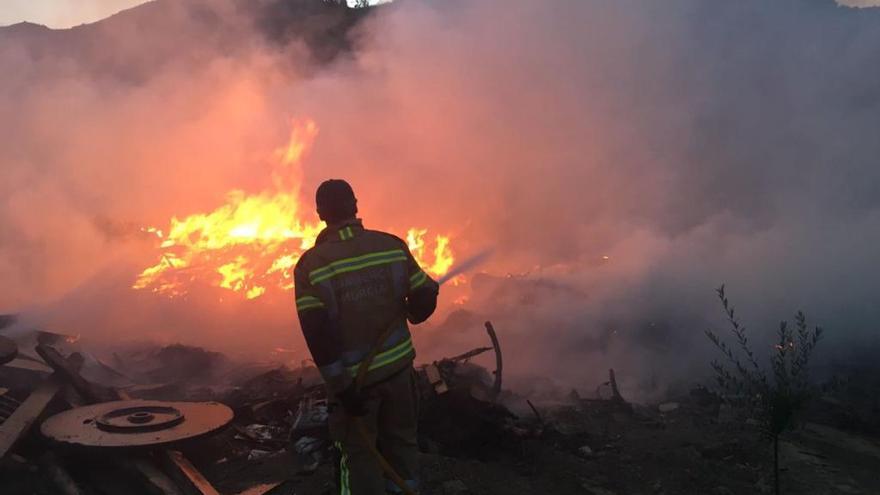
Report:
133,120,454,300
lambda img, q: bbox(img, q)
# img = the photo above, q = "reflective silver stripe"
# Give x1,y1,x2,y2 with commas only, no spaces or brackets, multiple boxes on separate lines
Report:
319,360,345,378
339,323,410,367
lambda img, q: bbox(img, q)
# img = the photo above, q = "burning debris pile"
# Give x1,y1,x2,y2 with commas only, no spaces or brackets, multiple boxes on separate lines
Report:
130,118,455,302
3,314,880,495
0,315,528,495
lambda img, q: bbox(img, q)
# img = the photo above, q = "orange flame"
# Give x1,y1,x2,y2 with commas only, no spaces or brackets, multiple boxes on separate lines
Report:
406,228,454,278
133,119,454,299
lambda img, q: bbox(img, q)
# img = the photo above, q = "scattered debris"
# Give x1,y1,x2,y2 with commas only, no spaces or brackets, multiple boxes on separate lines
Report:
2,319,879,494
40,400,233,449
424,364,450,395
0,355,79,459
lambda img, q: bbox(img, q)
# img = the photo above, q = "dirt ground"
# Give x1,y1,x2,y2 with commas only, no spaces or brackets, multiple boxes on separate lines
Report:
4,339,879,495
199,393,880,495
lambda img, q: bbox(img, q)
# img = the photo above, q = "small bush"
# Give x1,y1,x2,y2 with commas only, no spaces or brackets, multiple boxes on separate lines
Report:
706,285,824,495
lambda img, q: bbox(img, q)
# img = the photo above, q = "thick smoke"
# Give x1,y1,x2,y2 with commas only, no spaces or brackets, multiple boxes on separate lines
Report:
2,0,879,398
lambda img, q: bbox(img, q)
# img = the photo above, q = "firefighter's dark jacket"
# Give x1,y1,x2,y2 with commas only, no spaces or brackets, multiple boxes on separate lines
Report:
294,218,439,394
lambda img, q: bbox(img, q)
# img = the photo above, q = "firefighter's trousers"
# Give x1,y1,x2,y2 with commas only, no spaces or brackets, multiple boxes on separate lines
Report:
330,367,420,495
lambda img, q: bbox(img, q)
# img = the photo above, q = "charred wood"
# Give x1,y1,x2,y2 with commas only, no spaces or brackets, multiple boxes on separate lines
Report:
35,345,118,403
485,321,503,400
160,450,222,495
0,354,81,459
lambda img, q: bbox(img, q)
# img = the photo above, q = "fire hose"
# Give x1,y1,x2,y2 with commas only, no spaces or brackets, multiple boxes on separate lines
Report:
349,250,492,495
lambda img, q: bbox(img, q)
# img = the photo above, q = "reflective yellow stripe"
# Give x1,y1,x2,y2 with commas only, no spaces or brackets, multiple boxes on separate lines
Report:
337,226,355,241
409,271,427,290
347,337,414,375
309,250,407,284
296,296,324,311
310,249,403,280
336,442,351,495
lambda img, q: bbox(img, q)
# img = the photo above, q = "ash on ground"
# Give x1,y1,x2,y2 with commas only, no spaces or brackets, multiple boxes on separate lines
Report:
1,318,879,495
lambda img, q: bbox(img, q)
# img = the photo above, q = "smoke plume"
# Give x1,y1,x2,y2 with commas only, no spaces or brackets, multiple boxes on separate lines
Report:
2,0,879,398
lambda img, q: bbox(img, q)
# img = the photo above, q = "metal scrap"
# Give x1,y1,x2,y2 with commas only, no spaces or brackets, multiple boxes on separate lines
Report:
484,321,503,399
424,364,449,395
41,400,233,450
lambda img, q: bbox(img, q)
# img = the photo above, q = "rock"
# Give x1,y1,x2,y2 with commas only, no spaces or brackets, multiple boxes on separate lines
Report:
441,479,469,495
658,402,679,413
577,445,595,458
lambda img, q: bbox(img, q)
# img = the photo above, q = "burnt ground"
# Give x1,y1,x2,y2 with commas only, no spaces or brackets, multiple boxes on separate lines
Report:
2,334,880,495
194,396,880,495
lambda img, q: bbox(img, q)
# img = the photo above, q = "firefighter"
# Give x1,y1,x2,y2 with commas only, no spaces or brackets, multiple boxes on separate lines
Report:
294,179,439,494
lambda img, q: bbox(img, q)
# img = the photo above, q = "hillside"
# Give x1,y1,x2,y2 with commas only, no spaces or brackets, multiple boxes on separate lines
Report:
0,0,370,82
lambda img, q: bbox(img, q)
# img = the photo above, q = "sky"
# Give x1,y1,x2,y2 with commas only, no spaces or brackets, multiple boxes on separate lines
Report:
0,0,388,29
3,0,879,28
0,0,144,28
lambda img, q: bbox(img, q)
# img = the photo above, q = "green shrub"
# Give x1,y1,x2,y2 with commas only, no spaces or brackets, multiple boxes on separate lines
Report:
705,285,824,495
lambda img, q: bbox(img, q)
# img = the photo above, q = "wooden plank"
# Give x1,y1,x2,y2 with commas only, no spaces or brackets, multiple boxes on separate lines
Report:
3,357,53,373
32,347,220,495
35,345,118,403
233,482,284,495
119,458,185,495
160,450,221,495
0,374,63,459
